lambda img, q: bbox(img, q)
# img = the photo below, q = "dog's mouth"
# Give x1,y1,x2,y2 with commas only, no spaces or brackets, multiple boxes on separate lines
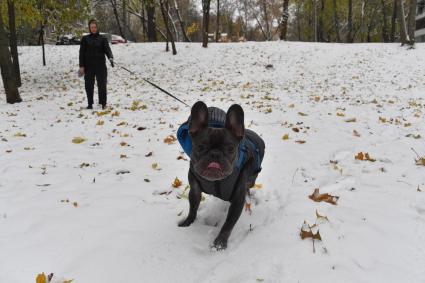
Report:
202,162,225,179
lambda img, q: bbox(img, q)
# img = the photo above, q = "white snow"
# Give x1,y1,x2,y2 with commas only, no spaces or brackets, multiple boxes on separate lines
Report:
0,42,425,283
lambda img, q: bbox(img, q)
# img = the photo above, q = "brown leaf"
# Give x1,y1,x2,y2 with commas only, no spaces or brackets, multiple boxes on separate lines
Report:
345,117,357,123
164,135,177,144
309,188,339,205
145,151,153,157
295,140,306,144
172,177,182,188
416,158,425,166
353,130,361,137
355,152,376,162
282,134,289,140
300,221,322,240
177,155,187,161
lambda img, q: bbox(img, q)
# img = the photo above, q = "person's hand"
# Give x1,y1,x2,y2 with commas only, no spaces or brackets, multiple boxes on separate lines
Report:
78,67,84,77
109,58,114,68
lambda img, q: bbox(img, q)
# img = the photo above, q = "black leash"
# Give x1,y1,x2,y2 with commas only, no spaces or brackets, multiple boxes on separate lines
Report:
114,62,190,108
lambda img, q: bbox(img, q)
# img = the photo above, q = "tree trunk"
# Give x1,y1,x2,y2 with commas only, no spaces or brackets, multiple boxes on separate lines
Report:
296,1,302,41
202,0,211,47
408,0,417,45
146,2,157,42
216,0,220,42
111,0,125,40
7,0,21,87
128,9,167,40
39,25,46,66
141,3,148,41
262,0,271,40
347,0,353,42
391,0,398,41
122,0,127,41
160,0,177,54
174,0,191,42
0,11,21,104
279,0,290,40
332,0,341,42
381,0,390,42
317,0,325,42
398,0,409,44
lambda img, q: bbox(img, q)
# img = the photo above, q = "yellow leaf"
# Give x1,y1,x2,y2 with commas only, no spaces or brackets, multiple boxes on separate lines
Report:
96,120,104,126
282,134,289,140
253,183,263,189
36,273,46,283
72,137,86,144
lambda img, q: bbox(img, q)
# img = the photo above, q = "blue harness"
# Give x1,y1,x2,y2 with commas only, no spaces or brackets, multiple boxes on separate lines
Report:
177,122,262,171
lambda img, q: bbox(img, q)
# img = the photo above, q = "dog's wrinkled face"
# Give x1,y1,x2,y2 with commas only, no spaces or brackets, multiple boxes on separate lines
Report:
189,102,245,181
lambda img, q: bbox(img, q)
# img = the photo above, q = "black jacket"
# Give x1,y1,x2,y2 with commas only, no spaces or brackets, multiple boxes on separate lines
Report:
79,32,113,68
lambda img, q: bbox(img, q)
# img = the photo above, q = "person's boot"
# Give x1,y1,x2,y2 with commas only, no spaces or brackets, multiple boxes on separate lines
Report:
102,104,107,110
87,105,93,109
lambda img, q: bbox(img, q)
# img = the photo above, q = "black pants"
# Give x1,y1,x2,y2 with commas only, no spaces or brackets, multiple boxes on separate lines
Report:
84,65,107,106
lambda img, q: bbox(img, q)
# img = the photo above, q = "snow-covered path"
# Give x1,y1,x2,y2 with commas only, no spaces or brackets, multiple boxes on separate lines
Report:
1,42,424,282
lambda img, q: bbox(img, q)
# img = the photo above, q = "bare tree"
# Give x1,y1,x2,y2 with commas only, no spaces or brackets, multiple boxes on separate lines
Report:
0,9,21,104
407,0,417,45
216,0,220,42
332,0,341,42
347,0,353,42
174,0,191,42
160,0,177,54
7,0,21,87
381,0,390,42
398,0,409,44
391,0,398,41
279,0,289,40
202,0,212,47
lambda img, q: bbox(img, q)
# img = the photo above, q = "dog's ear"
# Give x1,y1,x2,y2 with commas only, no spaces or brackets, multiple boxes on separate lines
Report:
225,104,244,140
189,101,209,135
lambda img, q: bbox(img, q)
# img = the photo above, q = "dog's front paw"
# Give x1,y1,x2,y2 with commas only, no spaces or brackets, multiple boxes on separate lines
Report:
178,217,195,227
211,236,228,251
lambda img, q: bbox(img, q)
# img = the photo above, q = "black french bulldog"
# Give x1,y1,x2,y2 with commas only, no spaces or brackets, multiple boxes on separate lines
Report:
178,101,265,250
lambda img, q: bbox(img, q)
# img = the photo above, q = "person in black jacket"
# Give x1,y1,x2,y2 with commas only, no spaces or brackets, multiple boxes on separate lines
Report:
79,19,114,109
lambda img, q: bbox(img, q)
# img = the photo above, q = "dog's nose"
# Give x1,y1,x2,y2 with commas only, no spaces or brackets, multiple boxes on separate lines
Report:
210,149,221,160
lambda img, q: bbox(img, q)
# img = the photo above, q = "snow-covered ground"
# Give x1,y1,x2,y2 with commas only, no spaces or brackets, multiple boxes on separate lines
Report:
0,42,424,283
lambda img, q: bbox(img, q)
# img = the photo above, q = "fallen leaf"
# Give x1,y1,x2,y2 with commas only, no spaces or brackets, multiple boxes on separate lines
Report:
253,183,263,189
117,121,127,126
282,134,289,140
36,273,46,283
418,186,422,192
295,140,306,144
145,151,153,157
345,118,356,123
72,137,86,144
152,163,161,170
120,141,128,147
379,117,387,123
14,132,26,137
353,130,361,137
73,202,78,207
172,177,182,188
309,188,339,205
336,112,345,117
177,155,187,161
120,154,128,159
300,221,322,240
164,135,177,144
316,210,329,222
292,128,299,133
298,112,308,116
137,126,146,131
415,158,425,166
355,152,376,162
